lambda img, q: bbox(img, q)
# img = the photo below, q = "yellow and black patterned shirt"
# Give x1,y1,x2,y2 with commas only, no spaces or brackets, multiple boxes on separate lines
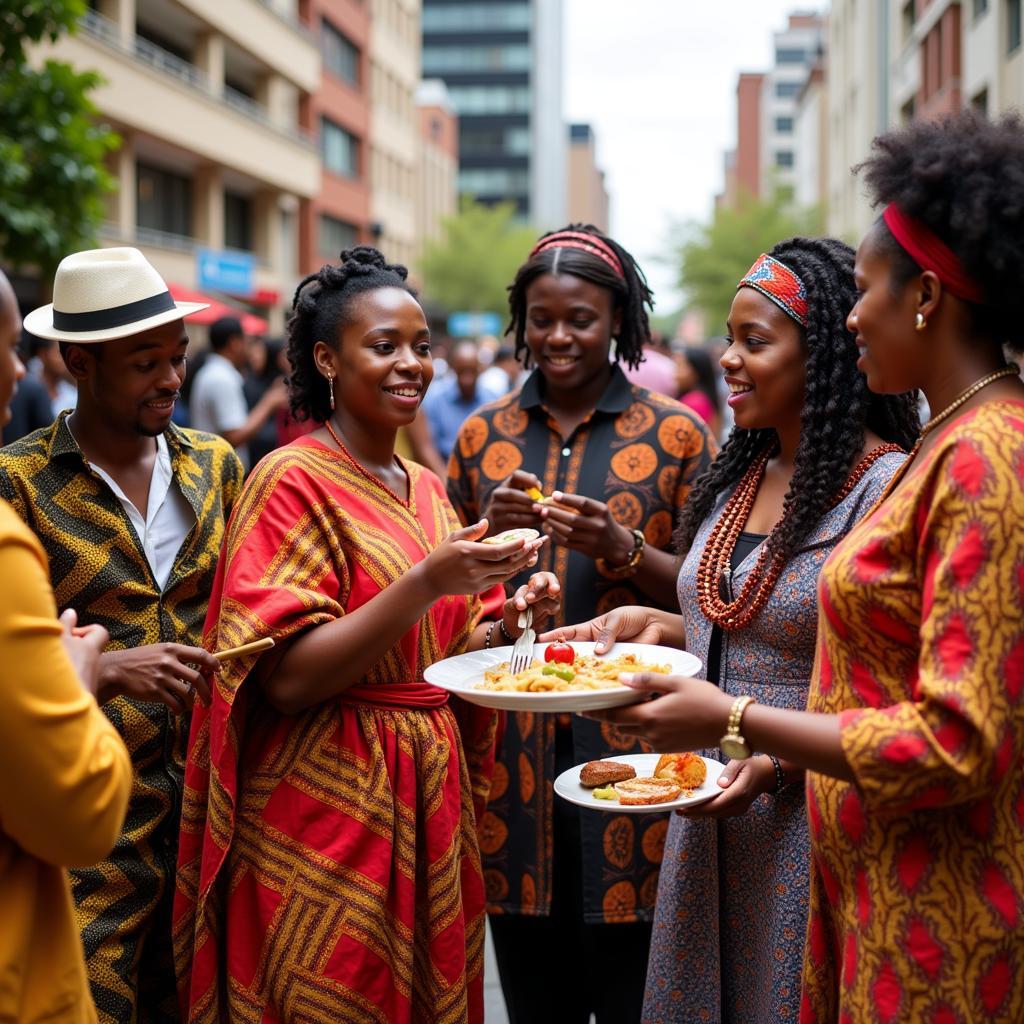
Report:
0,413,242,816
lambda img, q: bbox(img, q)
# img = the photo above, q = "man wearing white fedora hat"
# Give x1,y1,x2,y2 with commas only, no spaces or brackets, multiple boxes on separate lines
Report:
0,247,244,1023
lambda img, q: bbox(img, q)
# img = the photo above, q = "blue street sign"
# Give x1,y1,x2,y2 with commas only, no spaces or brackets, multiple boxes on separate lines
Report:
447,311,503,337
197,248,255,296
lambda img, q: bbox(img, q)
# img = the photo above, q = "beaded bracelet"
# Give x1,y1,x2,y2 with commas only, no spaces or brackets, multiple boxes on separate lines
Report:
484,622,499,649
768,755,786,794
499,620,516,643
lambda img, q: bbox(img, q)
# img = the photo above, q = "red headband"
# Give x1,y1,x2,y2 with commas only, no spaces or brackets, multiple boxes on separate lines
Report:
882,204,984,304
530,230,625,278
737,253,809,326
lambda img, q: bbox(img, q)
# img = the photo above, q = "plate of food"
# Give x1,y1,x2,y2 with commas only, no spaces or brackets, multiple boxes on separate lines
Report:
423,640,701,712
554,752,725,814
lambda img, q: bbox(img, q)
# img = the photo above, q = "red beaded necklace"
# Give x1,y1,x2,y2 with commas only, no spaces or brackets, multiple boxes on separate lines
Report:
696,443,903,630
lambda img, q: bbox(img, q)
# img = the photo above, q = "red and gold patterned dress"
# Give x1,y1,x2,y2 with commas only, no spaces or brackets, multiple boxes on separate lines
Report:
803,402,1024,1023
173,438,503,1024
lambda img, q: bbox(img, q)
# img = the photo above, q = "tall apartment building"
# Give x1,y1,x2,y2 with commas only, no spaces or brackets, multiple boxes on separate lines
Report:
421,0,566,228
827,0,1024,240
759,13,826,199
718,14,824,210
45,0,321,330
566,123,609,231
368,0,421,272
414,80,459,268
299,0,373,274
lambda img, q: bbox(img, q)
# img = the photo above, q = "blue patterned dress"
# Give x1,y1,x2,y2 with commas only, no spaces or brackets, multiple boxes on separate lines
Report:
643,451,904,1024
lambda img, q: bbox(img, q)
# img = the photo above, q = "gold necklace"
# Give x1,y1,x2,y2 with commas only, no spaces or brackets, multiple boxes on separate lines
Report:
917,363,1020,447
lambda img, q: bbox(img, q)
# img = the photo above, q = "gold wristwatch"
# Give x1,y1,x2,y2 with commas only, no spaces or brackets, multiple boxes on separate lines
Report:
596,528,646,579
719,695,756,760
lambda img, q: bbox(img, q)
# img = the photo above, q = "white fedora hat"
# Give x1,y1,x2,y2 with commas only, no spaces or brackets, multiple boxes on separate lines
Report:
23,247,208,343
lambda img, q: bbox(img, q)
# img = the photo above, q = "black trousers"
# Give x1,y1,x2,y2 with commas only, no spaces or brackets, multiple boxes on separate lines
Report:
489,729,652,1024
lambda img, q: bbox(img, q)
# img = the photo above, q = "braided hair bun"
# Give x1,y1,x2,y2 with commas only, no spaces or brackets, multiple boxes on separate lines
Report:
286,246,416,422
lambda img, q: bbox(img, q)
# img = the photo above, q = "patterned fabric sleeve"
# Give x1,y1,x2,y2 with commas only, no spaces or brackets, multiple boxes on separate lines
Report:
446,436,479,527
839,429,1024,814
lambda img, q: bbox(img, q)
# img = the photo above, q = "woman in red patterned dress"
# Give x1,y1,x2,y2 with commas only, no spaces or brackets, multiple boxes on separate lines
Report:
587,112,1024,1022
173,248,560,1023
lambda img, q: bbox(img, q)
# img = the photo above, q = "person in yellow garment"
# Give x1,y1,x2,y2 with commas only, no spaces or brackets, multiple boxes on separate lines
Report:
0,267,132,1023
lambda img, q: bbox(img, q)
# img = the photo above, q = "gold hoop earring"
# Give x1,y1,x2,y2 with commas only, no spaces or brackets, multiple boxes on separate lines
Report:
326,373,335,411
915,313,927,332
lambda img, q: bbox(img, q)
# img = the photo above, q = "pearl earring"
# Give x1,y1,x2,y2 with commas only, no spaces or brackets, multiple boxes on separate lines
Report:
915,313,926,332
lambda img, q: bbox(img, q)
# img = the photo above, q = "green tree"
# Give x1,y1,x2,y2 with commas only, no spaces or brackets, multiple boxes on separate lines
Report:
420,198,537,322
675,189,821,334
0,0,119,276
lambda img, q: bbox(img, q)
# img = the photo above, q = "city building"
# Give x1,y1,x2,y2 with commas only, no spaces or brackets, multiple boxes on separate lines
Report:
299,0,373,274
421,0,566,228
47,0,321,331
368,0,421,271
794,61,827,212
759,12,826,199
566,123,609,231
826,0,1024,240
415,79,459,264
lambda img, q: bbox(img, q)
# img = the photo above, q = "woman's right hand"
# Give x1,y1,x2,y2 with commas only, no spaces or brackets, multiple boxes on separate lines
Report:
481,469,544,535
539,605,677,654
419,518,546,597
59,608,109,699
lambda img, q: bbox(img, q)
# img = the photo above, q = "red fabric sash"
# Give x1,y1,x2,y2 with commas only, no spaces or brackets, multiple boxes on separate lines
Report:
340,681,449,710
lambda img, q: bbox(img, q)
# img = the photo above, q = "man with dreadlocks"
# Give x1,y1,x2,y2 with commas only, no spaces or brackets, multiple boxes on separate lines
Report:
447,224,715,1022
561,236,920,1022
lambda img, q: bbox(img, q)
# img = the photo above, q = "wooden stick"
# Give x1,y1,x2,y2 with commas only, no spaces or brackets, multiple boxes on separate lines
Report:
213,637,276,662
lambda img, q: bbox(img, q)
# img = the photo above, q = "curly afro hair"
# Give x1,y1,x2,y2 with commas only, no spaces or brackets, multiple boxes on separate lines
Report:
506,224,653,370
674,237,920,570
857,109,1024,354
286,246,416,422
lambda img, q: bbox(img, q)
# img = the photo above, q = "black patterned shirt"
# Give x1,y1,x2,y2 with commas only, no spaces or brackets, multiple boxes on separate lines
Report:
447,366,715,924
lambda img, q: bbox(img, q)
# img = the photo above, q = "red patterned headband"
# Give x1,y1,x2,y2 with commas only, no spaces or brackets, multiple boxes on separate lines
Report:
737,253,809,327
882,204,983,304
530,230,625,278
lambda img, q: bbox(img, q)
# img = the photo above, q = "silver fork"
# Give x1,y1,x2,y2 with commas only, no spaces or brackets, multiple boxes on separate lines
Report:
508,607,535,675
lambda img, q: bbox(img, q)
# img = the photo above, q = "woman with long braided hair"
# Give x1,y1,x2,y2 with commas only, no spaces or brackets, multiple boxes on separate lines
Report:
551,236,919,1022
173,247,561,1022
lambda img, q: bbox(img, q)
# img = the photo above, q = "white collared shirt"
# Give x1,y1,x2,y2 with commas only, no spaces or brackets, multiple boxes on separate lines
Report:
88,433,196,590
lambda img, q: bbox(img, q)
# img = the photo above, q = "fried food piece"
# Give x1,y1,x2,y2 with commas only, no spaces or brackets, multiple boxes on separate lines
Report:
522,484,580,516
580,760,637,788
653,752,707,791
524,486,545,502
614,778,682,805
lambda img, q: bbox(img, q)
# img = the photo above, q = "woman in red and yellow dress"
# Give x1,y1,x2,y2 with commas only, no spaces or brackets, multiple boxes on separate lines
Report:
173,248,559,1023
586,113,1024,1022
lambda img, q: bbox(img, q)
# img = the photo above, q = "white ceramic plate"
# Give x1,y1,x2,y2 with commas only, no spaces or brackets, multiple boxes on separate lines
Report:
423,641,701,712
554,753,726,814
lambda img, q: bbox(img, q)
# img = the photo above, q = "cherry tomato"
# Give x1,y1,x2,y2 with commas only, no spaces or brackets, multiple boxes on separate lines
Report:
544,641,574,665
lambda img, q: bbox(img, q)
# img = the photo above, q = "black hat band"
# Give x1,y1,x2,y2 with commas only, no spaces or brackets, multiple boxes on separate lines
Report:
52,290,177,332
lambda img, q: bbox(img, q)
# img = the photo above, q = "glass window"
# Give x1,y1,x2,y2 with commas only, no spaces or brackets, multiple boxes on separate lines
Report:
422,3,531,32
224,191,252,252
458,167,530,196
319,215,358,256
322,19,359,86
447,85,530,115
423,44,531,74
461,124,531,156
321,117,358,178
136,162,192,237
775,80,801,98
775,116,794,133
775,47,806,64
775,150,795,168
1010,0,1022,53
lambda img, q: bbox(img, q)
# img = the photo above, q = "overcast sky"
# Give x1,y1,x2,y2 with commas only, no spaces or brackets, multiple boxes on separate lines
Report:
564,1,827,313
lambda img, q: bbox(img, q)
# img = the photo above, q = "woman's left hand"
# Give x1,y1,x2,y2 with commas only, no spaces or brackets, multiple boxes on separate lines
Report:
679,757,775,819
584,671,733,750
502,571,562,634
535,492,636,565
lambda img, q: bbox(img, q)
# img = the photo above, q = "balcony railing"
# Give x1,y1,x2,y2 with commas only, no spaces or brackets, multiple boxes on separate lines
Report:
78,9,314,150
